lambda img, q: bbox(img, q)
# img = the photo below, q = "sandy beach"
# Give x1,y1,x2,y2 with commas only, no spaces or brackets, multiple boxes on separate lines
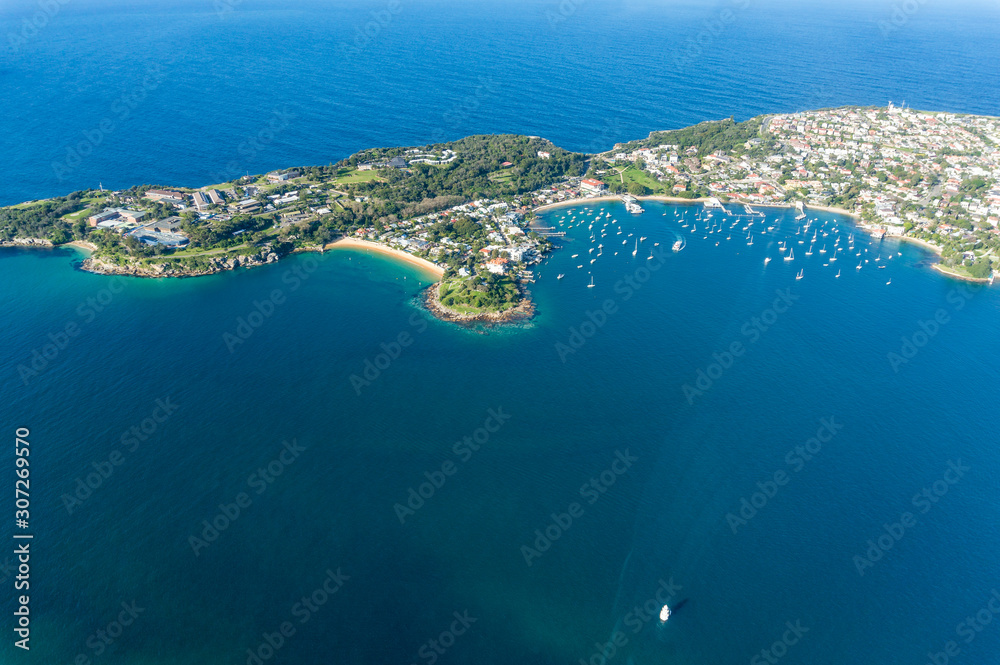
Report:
895,235,943,255
327,237,444,278
804,203,861,219
66,240,98,253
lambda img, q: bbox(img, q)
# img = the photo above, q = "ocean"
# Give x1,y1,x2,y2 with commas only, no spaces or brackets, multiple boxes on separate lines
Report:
2,0,1000,205
3,2,1000,664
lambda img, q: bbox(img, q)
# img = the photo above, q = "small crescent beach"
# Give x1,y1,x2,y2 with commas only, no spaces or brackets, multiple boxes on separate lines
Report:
325,237,444,280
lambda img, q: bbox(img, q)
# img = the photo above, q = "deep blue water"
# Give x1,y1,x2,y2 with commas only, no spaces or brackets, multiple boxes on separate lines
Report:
4,2,1000,664
3,203,1000,664
2,0,1000,205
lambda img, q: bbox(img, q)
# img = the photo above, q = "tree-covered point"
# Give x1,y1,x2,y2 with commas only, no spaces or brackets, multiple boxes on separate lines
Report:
438,272,520,313
344,135,585,202
0,192,89,242
612,117,769,157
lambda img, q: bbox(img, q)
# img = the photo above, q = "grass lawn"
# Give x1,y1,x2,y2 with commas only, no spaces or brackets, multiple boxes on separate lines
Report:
61,208,92,221
332,169,383,185
618,166,667,194
166,244,250,259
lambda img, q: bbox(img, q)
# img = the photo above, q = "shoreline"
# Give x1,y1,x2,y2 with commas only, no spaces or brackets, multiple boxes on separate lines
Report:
532,194,858,220
895,235,944,255
931,263,990,283
66,240,98,254
421,282,535,326
325,237,444,279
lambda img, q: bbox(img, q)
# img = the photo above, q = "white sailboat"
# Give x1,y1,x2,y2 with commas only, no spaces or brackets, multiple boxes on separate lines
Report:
632,239,638,256
587,276,595,288
784,248,795,262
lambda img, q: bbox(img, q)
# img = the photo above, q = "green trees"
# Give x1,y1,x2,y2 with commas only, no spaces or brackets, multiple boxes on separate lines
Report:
968,260,992,279
627,182,649,196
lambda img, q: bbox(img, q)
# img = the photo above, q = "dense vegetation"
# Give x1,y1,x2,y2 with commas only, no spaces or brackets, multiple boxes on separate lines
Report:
438,272,520,312
616,117,770,158
0,193,88,243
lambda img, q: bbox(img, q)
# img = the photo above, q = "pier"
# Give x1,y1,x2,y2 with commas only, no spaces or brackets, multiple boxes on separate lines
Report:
531,225,566,237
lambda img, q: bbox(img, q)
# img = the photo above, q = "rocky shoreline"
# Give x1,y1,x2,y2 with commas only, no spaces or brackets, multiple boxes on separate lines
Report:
79,244,285,278
0,237,53,248
420,282,536,326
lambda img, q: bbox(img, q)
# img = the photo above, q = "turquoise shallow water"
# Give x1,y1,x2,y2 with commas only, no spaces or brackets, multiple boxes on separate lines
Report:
3,201,1000,664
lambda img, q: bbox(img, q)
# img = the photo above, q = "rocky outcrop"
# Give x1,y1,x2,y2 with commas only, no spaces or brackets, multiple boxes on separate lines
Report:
0,237,53,247
80,244,285,278
421,283,536,326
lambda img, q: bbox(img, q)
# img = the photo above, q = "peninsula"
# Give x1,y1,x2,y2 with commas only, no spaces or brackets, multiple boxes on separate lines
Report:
3,105,999,322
